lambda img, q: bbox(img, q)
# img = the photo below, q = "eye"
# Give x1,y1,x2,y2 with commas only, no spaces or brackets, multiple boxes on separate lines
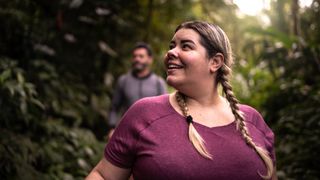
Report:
182,44,191,50
169,43,175,50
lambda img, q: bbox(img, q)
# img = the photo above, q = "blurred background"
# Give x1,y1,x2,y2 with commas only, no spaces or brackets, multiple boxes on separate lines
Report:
0,0,319,179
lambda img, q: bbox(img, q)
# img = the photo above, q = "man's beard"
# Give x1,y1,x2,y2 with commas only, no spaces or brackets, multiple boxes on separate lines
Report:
132,62,148,74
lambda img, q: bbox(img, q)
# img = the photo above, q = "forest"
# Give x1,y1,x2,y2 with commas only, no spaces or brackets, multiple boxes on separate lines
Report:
0,0,319,179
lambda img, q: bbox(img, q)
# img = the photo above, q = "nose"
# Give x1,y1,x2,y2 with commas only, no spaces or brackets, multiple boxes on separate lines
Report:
133,57,141,61
133,55,142,62
166,48,178,61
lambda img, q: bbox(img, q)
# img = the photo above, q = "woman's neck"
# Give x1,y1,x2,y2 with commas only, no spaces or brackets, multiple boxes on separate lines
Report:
187,93,221,108
178,86,223,109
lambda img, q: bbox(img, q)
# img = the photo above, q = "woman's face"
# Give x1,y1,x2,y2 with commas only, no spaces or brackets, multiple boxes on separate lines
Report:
164,28,213,89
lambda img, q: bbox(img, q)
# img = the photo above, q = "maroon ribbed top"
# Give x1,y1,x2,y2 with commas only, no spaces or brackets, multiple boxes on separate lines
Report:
105,94,275,180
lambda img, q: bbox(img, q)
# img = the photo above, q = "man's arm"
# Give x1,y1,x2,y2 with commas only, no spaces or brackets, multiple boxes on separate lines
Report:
157,76,167,94
108,76,126,128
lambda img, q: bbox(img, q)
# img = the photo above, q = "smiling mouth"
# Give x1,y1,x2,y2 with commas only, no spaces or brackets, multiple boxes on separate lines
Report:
167,63,184,70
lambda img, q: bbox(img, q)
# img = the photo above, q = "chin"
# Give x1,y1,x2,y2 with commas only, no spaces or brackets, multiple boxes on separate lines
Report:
166,76,183,89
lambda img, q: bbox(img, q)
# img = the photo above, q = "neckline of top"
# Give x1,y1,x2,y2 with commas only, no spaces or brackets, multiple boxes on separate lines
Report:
164,94,236,130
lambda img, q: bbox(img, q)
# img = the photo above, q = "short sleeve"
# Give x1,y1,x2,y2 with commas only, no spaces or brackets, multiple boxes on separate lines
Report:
253,111,276,166
104,100,143,168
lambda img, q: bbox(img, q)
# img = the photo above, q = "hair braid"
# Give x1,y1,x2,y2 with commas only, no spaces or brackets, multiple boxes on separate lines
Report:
218,65,274,179
175,92,212,159
218,65,242,130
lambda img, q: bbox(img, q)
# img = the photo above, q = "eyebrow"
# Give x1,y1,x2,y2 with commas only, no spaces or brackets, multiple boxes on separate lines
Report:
170,39,195,44
181,39,195,44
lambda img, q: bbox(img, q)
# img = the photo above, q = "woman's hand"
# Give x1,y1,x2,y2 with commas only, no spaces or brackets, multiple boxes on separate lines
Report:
86,158,131,180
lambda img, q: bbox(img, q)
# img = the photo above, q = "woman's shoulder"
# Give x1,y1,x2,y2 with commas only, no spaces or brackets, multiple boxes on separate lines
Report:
238,104,272,134
130,94,170,113
238,104,260,120
239,104,276,164
121,94,172,126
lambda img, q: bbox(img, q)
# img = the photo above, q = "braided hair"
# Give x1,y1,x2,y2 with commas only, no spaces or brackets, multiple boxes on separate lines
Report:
174,21,274,179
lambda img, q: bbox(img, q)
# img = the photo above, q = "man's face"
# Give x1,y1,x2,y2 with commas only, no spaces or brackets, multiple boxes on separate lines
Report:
131,48,152,72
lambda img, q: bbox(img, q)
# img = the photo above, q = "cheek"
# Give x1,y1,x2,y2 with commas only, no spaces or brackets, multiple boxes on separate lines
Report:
142,58,150,63
182,50,204,63
183,55,208,73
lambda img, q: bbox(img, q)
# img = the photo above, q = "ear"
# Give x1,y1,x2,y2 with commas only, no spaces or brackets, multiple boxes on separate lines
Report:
209,53,224,73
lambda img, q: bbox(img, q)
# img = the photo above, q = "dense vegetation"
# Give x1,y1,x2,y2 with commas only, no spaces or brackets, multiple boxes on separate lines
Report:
0,0,319,179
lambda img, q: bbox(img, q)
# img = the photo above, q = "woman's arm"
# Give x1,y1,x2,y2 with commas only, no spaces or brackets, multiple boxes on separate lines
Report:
86,158,131,180
271,166,278,180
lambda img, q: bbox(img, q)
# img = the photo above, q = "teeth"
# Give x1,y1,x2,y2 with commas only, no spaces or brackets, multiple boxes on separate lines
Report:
168,64,182,69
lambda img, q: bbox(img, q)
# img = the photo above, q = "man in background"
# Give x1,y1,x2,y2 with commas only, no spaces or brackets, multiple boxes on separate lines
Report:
107,42,167,138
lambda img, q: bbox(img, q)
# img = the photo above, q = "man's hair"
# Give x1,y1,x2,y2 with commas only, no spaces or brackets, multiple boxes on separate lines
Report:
132,42,153,57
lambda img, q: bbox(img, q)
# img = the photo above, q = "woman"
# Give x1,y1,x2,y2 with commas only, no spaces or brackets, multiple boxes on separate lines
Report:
86,21,276,180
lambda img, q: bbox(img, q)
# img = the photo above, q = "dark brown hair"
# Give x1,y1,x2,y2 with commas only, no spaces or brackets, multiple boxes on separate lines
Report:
132,42,153,57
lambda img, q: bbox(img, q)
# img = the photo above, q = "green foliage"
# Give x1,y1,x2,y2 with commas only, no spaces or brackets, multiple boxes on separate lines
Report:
1,0,319,179
261,41,320,179
0,0,198,179
0,58,104,179
232,1,320,179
